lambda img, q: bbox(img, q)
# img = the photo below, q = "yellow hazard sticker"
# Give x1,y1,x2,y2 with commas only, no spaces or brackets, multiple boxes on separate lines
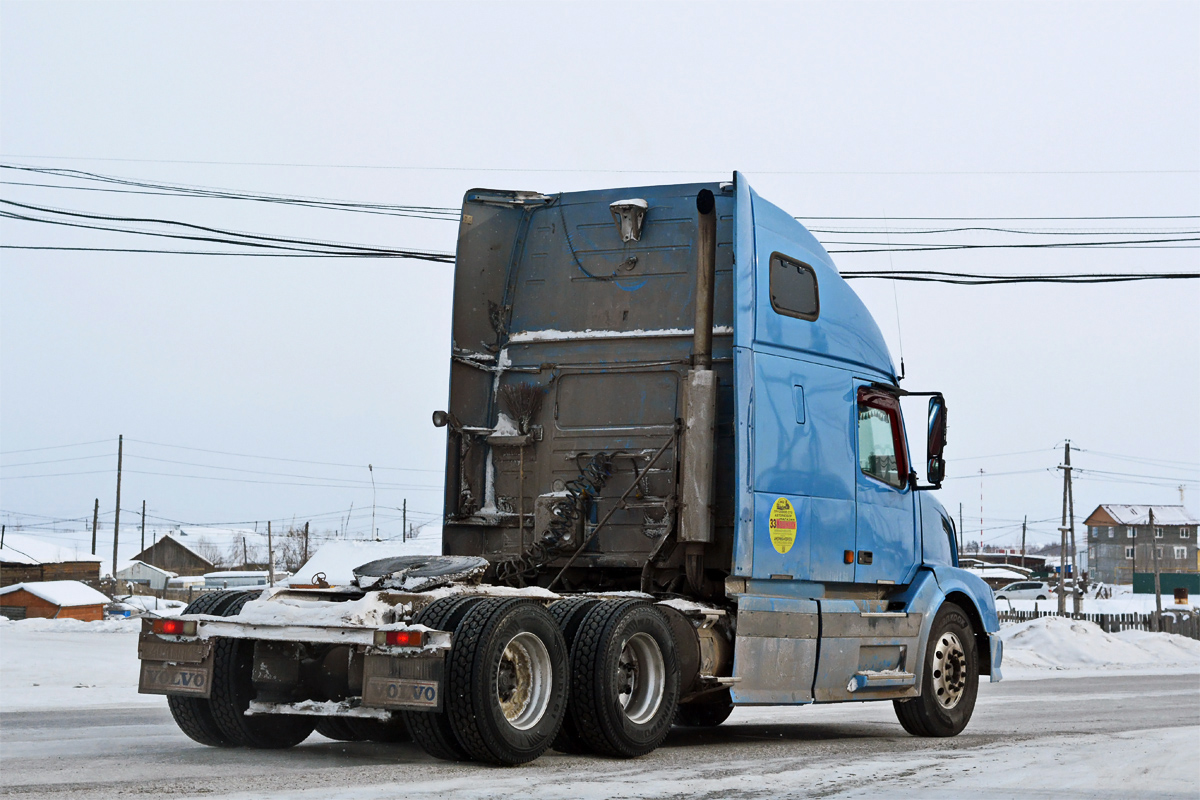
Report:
768,497,798,554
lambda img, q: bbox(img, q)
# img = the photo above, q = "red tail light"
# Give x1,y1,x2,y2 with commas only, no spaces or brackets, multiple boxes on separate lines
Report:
373,629,426,648
152,619,197,636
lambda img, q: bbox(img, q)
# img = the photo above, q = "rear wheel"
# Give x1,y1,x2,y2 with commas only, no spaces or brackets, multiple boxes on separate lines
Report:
445,599,569,765
401,595,485,761
676,689,734,728
547,596,602,754
207,592,316,749
167,591,246,748
568,600,680,758
894,603,979,737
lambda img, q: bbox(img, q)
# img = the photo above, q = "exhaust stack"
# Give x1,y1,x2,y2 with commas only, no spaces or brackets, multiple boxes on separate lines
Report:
679,189,718,563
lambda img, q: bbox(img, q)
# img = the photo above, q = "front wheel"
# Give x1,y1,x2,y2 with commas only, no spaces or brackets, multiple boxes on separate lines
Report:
1036,595,1048,600
893,603,979,737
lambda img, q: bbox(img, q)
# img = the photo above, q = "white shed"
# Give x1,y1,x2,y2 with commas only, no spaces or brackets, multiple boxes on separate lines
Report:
115,560,177,591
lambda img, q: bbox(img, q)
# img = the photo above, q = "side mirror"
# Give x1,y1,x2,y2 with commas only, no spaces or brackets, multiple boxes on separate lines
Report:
926,394,947,486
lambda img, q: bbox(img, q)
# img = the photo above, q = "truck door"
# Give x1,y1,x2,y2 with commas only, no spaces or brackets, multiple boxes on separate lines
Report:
853,384,917,584
745,202,856,584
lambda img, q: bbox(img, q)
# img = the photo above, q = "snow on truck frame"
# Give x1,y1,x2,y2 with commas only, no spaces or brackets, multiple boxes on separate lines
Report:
138,173,1002,765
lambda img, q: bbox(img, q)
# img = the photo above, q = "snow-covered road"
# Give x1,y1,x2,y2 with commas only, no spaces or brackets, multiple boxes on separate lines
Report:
2,674,1197,800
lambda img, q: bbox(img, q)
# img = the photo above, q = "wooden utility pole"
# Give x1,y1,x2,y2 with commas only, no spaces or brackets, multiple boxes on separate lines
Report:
91,498,99,555
1,525,5,549
1151,508,1163,628
402,500,407,543
303,521,309,565
267,520,275,587
112,435,123,581
1068,447,1079,616
1057,441,1070,615
242,537,248,569
140,500,146,553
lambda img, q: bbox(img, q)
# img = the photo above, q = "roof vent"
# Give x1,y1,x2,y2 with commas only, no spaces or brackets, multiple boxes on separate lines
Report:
609,199,648,242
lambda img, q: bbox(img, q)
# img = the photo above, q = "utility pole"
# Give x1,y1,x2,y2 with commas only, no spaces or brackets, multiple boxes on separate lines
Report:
267,520,275,587
958,503,964,557
140,500,146,553
112,434,123,581
1021,515,1027,570
979,469,985,553
369,464,376,544
1,525,5,549
1068,446,1079,616
1057,441,1070,615
91,498,99,555
242,537,248,569
1151,507,1163,628
402,500,407,543
303,521,309,565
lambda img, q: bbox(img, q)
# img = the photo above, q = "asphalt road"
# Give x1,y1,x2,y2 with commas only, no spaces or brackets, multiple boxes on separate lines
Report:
2,673,1197,800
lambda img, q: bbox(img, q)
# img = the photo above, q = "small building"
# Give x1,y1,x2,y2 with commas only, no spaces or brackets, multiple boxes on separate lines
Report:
131,535,215,577
114,560,177,591
0,533,103,588
1085,504,1198,585
0,580,111,621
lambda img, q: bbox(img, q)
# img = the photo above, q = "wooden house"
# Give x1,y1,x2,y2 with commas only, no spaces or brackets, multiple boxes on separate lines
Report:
0,580,111,621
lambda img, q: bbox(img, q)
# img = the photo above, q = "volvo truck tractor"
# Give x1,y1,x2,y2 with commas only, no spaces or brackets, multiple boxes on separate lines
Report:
137,173,1001,765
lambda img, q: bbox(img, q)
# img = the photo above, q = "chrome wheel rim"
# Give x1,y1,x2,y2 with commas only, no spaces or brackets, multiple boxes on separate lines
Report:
617,632,665,725
496,632,553,730
931,631,968,709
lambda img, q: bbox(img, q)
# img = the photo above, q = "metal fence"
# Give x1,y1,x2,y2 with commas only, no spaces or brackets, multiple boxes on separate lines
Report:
998,608,1200,640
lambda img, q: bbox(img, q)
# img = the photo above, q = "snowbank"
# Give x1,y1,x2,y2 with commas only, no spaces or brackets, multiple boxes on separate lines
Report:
0,616,153,712
1000,616,1200,678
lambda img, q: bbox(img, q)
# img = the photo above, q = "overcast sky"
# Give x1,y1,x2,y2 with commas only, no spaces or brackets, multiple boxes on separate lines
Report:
2,1,1197,561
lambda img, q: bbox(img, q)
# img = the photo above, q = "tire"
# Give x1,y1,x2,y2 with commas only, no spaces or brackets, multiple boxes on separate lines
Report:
445,599,570,765
315,717,367,742
994,595,1006,601
676,689,734,728
167,590,247,748
345,717,411,743
207,592,316,749
1036,595,1047,600
894,603,979,737
568,600,680,758
401,595,486,761
547,597,602,754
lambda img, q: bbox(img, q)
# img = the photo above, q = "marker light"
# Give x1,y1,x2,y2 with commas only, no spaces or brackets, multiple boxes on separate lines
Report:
844,550,855,564
373,629,426,648
152,619,197,636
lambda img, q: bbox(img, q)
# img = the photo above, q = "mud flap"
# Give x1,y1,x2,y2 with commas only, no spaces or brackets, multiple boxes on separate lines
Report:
361,654,444,712
138,636,214,697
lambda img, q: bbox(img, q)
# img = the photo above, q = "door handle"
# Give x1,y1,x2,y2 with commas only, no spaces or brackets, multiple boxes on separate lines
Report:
857,551,873,565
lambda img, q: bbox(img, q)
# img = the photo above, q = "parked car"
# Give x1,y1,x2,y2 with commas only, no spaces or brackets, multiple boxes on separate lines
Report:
995,581,1055,600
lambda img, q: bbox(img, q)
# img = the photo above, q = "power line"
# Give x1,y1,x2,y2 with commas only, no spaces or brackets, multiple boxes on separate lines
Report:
841,270,1199,284
124,437,442,472
2,154,1196,175
0,438,114,455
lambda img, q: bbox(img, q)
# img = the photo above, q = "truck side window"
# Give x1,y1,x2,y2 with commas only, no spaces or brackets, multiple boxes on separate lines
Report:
769,253,819,320
857,388,908,489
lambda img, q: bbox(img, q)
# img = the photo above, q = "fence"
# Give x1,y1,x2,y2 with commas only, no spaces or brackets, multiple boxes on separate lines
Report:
998,608,1200,640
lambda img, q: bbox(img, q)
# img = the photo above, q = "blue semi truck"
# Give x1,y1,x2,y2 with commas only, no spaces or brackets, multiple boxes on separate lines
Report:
137,173,1001,765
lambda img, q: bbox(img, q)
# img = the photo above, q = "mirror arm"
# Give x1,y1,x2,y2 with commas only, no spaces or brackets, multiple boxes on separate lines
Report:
910,471,942,491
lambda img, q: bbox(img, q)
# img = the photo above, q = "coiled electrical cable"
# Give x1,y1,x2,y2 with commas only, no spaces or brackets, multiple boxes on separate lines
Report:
494,453,614,587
